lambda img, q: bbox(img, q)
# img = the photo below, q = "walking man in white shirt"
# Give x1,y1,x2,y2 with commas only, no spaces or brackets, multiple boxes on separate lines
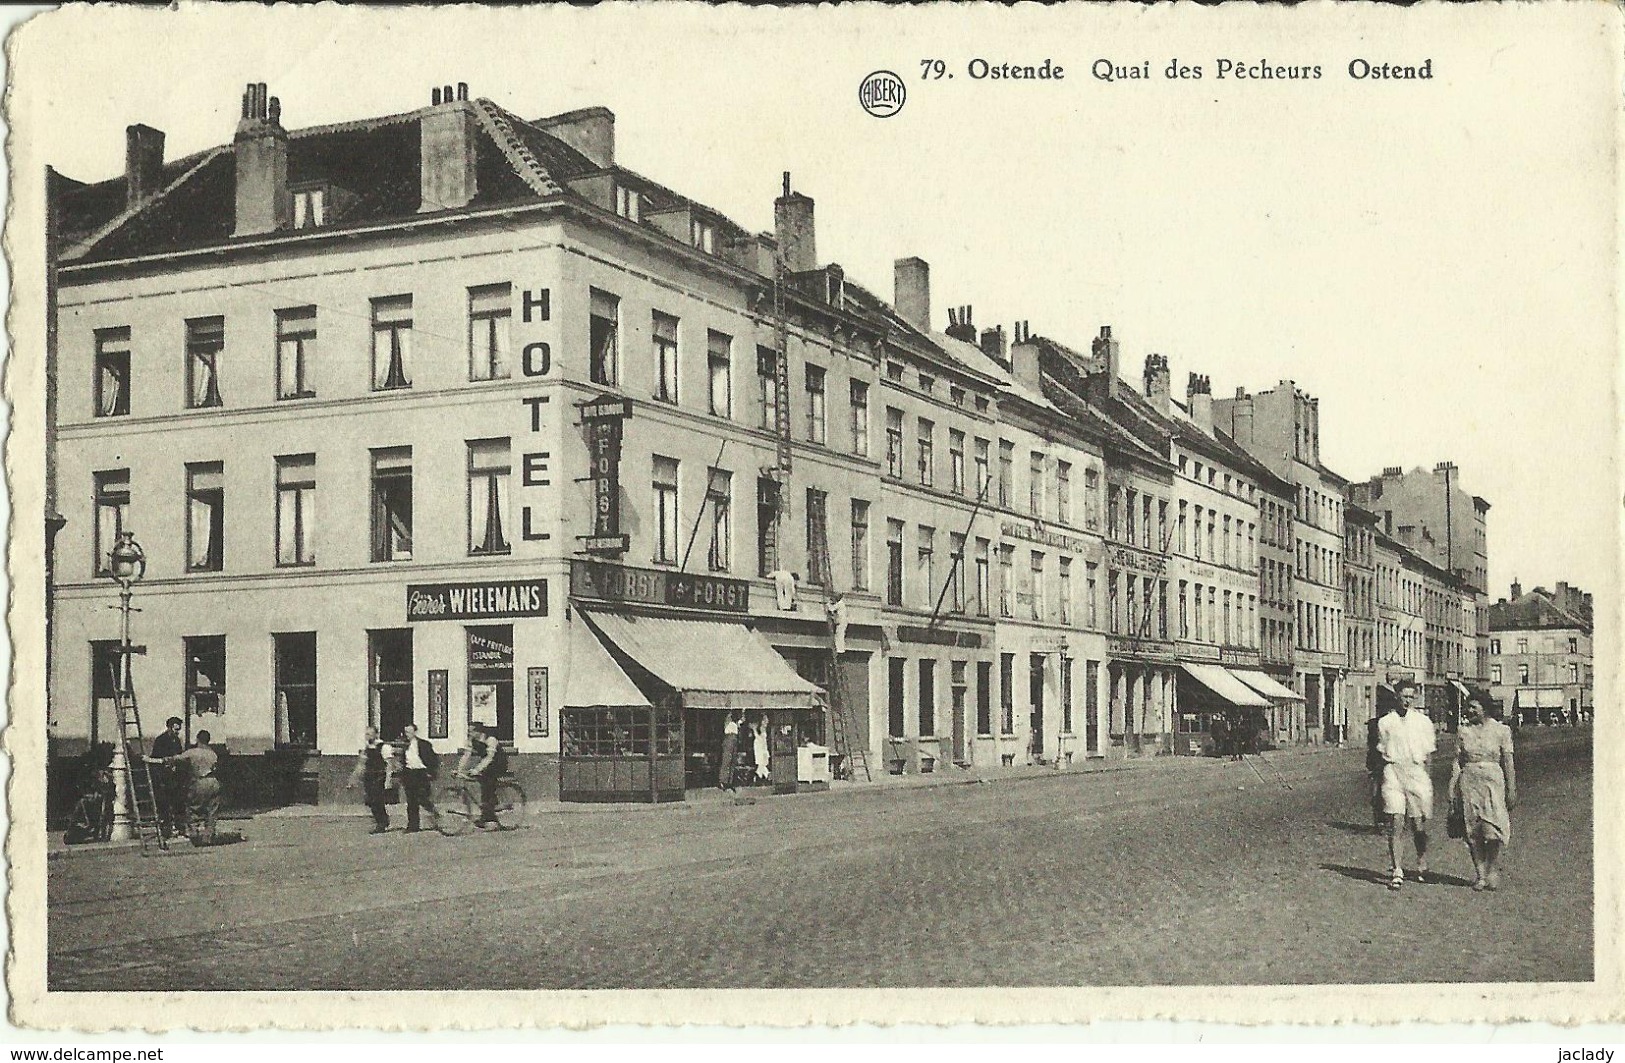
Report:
1377,678,1438,889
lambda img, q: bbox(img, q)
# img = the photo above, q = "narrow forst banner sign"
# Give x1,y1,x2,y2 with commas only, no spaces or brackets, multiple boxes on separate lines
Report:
407,580,549,622
582,394,630,554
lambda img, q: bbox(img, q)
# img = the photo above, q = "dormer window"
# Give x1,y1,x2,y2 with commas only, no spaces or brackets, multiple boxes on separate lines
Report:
918,374,935,396
690,217,716,254
292,186,326,229
615,185,642,222
886,362,905,383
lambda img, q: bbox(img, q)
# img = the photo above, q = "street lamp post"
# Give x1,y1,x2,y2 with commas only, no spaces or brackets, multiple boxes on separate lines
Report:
105,531,146,842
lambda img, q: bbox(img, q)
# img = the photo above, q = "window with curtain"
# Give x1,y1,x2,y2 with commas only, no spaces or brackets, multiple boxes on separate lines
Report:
468,439,512,556
850,499,870,591
274,632,318,749
652,456,679,565
275,453,316,566
849,381,870,456
370,447,413,562
590,289,620,386
757,347,781,432
185,462,224,572
805,364,826,444
653,311,679,403
94,326,131,417
707,468,732,572
468,283,512,381
276,306,317,399
93,469,130,576
708,330,732,417
185,316,224,409
371,295,413,390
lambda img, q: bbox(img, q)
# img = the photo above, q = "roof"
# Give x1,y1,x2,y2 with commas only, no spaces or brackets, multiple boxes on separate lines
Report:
1487,589,1592,634
52,97,757,268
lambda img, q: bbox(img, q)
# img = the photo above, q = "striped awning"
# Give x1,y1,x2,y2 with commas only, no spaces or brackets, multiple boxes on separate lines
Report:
582,610,821,711
563,618,650,710
1180,663,1269,708
1231,669,1306,702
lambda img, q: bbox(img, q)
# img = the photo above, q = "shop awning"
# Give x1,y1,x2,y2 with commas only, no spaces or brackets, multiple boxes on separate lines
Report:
1231,669,1306,702
1180,663,1268,708
583,610,822,711
563,620,651,710
1514,688,1565,709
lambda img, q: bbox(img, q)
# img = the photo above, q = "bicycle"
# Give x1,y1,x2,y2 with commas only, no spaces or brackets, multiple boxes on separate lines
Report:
64,769,114,845
433,772,527,836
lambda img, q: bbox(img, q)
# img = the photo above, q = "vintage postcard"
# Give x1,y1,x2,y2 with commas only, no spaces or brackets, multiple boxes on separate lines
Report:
4,0,1619,1033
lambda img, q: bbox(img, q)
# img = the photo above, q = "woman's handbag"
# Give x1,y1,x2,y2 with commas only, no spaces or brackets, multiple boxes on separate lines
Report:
1446,795,1466,839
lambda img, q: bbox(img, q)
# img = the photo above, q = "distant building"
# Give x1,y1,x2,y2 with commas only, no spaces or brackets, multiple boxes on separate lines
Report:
1486,581,1594,725
1350,463,1489,595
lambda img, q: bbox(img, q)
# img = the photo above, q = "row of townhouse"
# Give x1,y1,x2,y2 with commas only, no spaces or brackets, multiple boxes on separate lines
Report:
44,83,1493,810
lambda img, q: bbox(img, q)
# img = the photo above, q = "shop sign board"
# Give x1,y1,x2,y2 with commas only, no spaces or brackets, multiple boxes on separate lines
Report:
407,580,548,622
1108,545,1166,576
895,625,984,648
570,559,750,613
1000,520,1093,555
1107,636,1177,662
582,394,630,556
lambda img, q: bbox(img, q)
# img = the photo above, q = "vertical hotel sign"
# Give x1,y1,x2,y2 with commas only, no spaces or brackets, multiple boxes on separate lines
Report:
581,394,631,556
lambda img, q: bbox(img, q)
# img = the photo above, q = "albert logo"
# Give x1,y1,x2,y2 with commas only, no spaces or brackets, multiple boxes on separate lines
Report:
858,70,906,118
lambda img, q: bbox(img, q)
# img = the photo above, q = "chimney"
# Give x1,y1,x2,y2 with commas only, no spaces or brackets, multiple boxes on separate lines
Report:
945,305,976,344
1556,581,1569,606
894,257,930,330
1143,353,1171,414
979,325,1007,362
535,106,615,169
1510,579,1522,600
775,173,816,273
125,124,165,211
1186,372,1213,433
1231,387,1255,448
232,83,290,237
420,84,478,212
1090,325,1120,397
1383,466,1403,479
1010,321,1040,391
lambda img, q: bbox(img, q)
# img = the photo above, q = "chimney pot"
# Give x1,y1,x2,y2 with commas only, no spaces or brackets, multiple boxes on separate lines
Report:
432,87,442,105
457,82,469,101
268,97,280,124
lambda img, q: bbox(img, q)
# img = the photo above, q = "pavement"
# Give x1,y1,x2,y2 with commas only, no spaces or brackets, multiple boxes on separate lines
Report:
45,727,1591,990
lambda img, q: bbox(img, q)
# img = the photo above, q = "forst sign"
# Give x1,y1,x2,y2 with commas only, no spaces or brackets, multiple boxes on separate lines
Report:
580,395,631,555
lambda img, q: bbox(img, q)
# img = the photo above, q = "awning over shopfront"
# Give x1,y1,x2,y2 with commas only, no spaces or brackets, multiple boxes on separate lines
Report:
582,611,822,710
1180,663,1268,708
564,620,651,709
1513,688,1565,709
1231,669,1306,702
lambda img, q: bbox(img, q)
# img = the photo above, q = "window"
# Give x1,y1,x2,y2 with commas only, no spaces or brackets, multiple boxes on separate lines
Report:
1030,551,1046,620
850,500,871,591
916,526,935,610
974,438,991,498
918,660,936,736
1086,562,1099,629
1109,571,1120,633
999,546,1014,618
757,477,781,576
1491,664,1502,684
652,311,680,403
185,316,224,409
1059,557,1072,624
888,658,906,739
185,462,224,572
615,184,641,222
1057,461,1072,524
275,307,317,399
1158,500,1168,552
917,374,935,396
1518,663,1529,684
758,347,781,431
950,385,966,408
917,419,935,487
1569,662,1580,684
1029,453,1045,515
184,635,226,718
1108,486,1121,540
463,439,512,556
1084,467,1101,530
1516,638,1528,654
806,489,830,586
1193,583,1204,641
95,326,131,417
849,380,870,456
93,469,130,576
1061,658,1074,734
1142,495,1153,548
370,296,413,390
708,331,732,417
1159,580,1169,639
885,408,904,477
274,632,317,749
706,469,732,572
589,289,620,386
949,430,966,495
652,455,679,565
1569,637,1579,654
1126,491,1138,546
368,629,414,738
690,216,716,253
1000,653,1015,733
468,284,512,381
292,187,325,229
977,660,993,736
949,533,966,613
1179,581,1189,639
886,361,905,382
275,454,316,567
1223,515,1232,565
997,441,1014,508
885,519,905,606
974,538,990,616
370,447,413,562
806,365,827,443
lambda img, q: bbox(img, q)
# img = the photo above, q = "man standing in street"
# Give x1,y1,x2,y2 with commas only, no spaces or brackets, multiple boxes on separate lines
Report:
397,723,439,833
149,716,185,839
1377,679,1437,890
148,729,220,846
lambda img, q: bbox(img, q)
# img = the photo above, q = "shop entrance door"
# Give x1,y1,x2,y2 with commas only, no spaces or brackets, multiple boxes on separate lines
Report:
950,661,967,764
1028,654,1045,759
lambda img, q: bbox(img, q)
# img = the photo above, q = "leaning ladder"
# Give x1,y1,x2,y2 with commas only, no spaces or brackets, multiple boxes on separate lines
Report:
112,662,168,853
810,498,871,782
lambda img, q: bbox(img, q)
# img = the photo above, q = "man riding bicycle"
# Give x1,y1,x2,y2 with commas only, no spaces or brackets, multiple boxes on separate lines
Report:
456,722,507,829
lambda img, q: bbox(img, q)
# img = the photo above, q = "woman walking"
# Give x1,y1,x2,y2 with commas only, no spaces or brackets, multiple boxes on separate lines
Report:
1449,698,1517,891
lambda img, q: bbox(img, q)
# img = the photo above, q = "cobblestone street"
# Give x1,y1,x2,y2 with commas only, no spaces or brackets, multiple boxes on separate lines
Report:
46,729,1590,991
